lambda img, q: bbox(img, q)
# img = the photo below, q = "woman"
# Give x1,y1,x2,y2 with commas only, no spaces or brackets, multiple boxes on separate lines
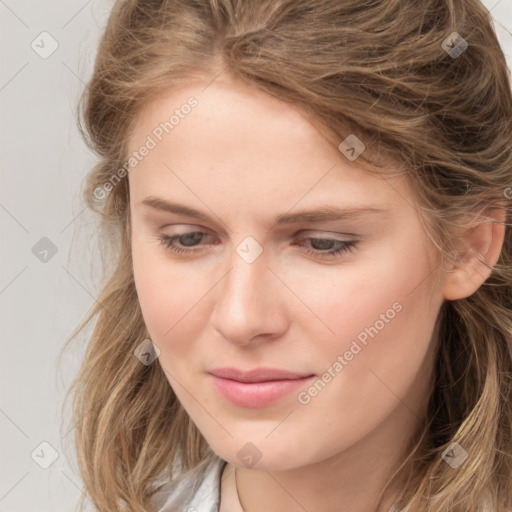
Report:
63,0,512,510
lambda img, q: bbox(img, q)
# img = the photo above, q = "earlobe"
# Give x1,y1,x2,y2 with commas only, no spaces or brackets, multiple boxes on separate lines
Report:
442,208,506,301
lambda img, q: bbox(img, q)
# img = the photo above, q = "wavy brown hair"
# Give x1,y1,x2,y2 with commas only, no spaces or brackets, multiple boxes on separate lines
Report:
61,0,512,510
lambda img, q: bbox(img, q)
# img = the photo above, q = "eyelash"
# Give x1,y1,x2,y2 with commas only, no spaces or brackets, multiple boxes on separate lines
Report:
158,232,357,259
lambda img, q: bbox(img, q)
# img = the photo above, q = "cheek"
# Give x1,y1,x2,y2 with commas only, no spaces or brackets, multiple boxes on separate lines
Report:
281,248,441,457
293,240,442,383
132,241,204,352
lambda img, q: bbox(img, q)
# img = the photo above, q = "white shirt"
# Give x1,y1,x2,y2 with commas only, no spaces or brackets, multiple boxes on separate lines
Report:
151,454,225,512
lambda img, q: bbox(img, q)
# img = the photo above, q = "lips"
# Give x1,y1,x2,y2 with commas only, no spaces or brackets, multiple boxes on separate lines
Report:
209,367,314,383
208,367,316,408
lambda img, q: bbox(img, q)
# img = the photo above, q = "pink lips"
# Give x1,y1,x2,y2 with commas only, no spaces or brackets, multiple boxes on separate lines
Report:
209,367,315,408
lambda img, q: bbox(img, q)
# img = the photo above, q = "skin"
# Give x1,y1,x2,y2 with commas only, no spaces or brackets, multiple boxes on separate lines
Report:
127,72,505,512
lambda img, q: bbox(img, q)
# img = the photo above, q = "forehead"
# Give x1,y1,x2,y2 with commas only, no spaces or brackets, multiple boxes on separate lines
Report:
128,75,334,166
126,76,413,222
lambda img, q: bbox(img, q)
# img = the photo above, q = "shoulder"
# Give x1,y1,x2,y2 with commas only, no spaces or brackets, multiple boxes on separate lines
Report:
149,453,227,512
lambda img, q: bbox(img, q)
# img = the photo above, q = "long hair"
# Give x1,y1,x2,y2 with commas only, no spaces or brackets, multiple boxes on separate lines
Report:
61,1,512,510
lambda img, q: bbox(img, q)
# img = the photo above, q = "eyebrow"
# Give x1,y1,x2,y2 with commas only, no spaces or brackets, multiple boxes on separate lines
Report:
140,196,387,226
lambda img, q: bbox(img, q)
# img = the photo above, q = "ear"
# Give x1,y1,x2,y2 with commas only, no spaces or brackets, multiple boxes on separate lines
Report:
442,207,506,301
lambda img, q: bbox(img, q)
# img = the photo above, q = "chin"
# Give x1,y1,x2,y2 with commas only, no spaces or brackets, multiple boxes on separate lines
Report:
207,436,314,472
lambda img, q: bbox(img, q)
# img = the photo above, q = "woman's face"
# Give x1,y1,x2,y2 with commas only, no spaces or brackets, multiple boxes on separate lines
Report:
128,74,445,470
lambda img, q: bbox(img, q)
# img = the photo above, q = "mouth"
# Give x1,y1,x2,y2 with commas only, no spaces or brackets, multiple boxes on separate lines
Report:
208,367,316,408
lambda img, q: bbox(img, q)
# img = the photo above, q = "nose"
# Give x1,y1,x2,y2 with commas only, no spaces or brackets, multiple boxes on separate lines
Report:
210,241,289,346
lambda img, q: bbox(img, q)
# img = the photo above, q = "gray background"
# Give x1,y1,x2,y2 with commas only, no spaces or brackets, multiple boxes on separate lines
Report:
1,0,511,510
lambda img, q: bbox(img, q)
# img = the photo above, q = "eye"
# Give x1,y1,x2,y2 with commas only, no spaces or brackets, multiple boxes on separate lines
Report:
293,237,357,259
158,231,211,254
158,230,357,260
